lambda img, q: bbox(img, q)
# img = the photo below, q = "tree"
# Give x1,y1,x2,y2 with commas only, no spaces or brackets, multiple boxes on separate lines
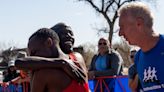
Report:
77,43,96,68
113,39,131,67
77,0,156,45
0,47,26,66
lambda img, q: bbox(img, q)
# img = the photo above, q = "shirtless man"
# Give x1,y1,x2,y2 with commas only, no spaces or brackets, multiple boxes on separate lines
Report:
15,27,88,92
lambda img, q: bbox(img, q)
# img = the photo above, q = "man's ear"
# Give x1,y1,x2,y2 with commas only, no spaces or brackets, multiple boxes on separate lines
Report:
45,37,53,47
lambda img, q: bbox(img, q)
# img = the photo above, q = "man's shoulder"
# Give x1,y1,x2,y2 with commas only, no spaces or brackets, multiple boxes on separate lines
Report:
134,49,141,63
160,34,164,39
70,52,85,64
110,49,121,55
129,64,135,70
108,49,123,63
73,52,83,58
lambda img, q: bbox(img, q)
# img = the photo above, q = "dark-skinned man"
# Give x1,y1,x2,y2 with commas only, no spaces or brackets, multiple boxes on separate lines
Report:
15,24,89,92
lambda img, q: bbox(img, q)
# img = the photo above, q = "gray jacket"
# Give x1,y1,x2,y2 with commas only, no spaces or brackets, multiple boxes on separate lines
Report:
89,50,123,77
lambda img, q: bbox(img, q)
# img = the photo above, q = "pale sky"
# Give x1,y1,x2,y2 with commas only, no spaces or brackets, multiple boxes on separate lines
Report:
0,0,164,49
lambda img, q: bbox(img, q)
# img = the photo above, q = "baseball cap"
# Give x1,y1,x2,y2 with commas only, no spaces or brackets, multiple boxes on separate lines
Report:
8,60,15,67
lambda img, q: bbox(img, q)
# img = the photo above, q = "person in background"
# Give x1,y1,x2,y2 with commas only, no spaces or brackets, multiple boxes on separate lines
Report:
119,2,164,91
128,49,142,92
3,60,20,83
88,37,123,92
2,70,8,82
14,51,30,92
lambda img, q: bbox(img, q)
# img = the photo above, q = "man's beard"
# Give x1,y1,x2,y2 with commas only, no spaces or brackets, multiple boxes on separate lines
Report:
60,44,72,54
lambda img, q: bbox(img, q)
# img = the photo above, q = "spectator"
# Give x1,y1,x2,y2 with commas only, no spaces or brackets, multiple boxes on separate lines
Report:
88,37,123,92
128,49,142,92
3,60,20,82
119,2,164,91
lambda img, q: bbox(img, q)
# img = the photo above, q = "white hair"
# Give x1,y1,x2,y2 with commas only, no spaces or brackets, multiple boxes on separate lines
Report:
118,2,154,28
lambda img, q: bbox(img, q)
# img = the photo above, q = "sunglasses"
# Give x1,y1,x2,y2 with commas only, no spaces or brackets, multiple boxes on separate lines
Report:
98,42,107,45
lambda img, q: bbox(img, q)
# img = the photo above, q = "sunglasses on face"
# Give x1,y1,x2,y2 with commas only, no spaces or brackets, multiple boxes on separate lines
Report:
98,42,107,45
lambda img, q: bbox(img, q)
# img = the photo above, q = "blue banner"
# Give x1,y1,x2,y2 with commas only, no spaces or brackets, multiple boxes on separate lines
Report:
114,77,131,92
88,77,131,92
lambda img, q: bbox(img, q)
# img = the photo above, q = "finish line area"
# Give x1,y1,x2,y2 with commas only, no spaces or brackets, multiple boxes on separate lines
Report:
0,75,131,92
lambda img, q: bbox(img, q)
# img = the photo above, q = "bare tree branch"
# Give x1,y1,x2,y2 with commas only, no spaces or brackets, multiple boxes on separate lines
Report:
77,0,157,45
85,0,102,12
102,0,105,11
105,0,115,13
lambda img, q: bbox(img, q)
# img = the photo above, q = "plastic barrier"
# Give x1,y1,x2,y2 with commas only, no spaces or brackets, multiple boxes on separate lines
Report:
0,82,30,92
88,76,131,92
0,84,22,92
0,76,130,92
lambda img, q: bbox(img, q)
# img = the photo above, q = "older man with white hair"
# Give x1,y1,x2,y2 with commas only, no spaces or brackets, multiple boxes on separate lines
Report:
119,2,164,91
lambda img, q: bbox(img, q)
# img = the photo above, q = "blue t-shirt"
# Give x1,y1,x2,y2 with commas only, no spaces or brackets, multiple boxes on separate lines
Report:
135,34,164,92
95,55,108,71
